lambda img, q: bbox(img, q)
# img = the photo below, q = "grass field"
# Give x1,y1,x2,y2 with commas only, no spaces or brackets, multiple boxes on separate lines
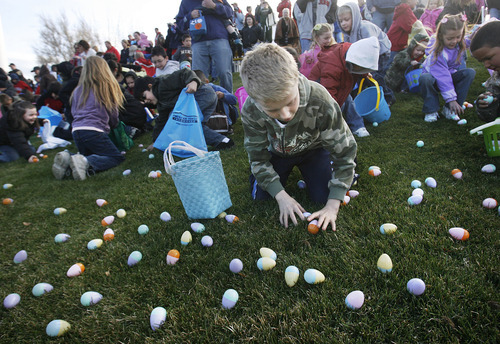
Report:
0,58,499,343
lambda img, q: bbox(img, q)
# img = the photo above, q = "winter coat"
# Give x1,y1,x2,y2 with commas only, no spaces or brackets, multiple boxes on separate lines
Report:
241,24,262,49
294,0,338,40
387,3,418,52
0,116,36,160
419,7,443,35
275,17,301,54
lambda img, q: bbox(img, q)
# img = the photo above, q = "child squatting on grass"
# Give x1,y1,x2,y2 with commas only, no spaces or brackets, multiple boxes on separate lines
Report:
419,14,475,123
240,44,357,231
470,20,500,122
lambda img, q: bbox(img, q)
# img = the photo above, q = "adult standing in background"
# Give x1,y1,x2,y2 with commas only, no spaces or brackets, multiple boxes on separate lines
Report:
232,3,245,30
104,41,120,61
277,0,292,18
294,0,338,53
74,40,97,66
366,0,401,32
176,0,234,92
255,0,276,43
275,8,301,54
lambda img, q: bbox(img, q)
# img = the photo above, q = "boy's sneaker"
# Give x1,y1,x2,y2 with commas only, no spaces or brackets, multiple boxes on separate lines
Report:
70,154,89,181
52,151,71,180
442,106,460,121
424,112,439,122
353,127,370,137
215,138,235,150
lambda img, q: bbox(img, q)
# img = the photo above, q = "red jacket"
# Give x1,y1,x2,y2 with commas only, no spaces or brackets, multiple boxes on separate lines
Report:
387,3,417,52
134,58,156,77
13,80,33,94
105,46,121,61
308,43,360,107
277,0,291,18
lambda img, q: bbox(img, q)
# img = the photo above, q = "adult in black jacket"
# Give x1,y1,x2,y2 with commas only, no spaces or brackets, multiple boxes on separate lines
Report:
241,15,263,51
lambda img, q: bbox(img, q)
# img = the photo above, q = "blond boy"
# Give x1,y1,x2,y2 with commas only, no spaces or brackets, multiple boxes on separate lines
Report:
240,44,357,231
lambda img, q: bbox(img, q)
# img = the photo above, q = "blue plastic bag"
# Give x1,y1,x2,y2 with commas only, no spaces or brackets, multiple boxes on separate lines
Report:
190,15,207,37
38,106,63,136
153,89,207,157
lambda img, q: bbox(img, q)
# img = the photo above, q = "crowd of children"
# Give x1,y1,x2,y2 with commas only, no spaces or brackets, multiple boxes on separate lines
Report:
0,1,499,227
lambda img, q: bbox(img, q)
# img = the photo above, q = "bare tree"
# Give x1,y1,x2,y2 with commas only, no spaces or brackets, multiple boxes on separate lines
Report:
33,13,101,65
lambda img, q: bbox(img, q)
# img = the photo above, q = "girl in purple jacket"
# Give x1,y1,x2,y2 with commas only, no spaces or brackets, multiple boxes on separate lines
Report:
419,14,475,122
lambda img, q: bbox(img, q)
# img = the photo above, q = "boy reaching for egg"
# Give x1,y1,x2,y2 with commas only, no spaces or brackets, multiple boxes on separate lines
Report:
239,44,357,231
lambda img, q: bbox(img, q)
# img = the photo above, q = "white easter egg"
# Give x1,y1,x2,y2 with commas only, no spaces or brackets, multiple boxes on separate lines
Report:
80,291,103,306
54,233,71,243
457,119,467,125
481,164,496,173
347,190,359,198
148,154,154,159
96,199,108,207
201,235,213,247
3,293,21,309
116,209,127,218
222,289,239,309
416,140,424,147
229,258,243,273
138,224,149,235
407,278,426,296
408,194,423,205
410,180,422,189
150,307,167,331
122,169,131,176
13,250,27,263
257,257,276,271
304,268,325,284
46,320,71,337
345,290,364,310
425,177,437,188
412,188,424,197
342,195,351,206
32,283,54,297
259,247,277,260
160,211,171,222
483,198,498,209
285,265,300,287
127,251,143,266
191,222,206,233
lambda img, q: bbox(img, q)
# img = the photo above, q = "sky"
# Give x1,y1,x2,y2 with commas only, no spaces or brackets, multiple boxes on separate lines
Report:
0,0,348,79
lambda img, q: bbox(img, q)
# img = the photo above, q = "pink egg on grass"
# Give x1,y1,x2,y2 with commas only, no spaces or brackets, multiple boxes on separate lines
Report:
229,258,243,273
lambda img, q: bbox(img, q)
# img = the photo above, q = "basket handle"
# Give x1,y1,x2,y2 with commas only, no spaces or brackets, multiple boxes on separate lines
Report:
404,63,422,75
163,140,208,174
357,76,380,111
469,117,500,135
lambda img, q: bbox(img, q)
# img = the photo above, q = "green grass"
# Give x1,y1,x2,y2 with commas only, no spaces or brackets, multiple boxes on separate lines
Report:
1,58,499,343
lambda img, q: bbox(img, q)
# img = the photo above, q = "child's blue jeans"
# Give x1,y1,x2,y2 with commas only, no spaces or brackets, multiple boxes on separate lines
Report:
249,148,332,204
419,68,476,114
72,130,125,172
0,145,20,162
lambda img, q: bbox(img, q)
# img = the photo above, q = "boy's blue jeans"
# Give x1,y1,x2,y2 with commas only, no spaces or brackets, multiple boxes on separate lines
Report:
343,94,365,132
72,130,125,172
419,68,476,114
249,148,332,204
0,145,20,162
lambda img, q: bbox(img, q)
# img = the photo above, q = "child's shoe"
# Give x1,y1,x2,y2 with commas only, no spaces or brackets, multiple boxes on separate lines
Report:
442,106,460,121
52,151,71,180
424,112,439,122
353,127,370,137
70,154,89,181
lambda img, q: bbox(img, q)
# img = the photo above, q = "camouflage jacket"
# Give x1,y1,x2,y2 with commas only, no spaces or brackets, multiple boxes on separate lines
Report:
241,75,357,201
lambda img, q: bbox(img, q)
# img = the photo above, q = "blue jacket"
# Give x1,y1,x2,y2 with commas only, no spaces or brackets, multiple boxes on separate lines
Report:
367,0,400,12
176,0,233,43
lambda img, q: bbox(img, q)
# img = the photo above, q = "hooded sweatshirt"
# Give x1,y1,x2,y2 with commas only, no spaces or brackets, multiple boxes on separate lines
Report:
340,2,391,55
309,37,379,106
387,3,418,52
293,0,338,41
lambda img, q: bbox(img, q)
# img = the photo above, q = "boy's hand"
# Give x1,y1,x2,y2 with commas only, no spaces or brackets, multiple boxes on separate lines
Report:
477,92,495,108
185,81,198,93
275,190,305,228
308,199,341,231
202,0,216,9
448,100,464,115
191,9,200,18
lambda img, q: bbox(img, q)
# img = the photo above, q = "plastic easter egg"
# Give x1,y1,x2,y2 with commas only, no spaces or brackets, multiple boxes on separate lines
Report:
54,233,71,243
80,291,103,306
368,166,380,171
308,220,319,234
122,169,131,176
53,207,67,215
116,209,127,218
67,263,85,277
408,194,423,206
342,195,351,206
412,188,424,197
345,290,364,310
449,227,469,241
3,183,13,189
297,180,306,189
96,199,108,207
463,101,473,108
304,269,325,284
457,119,467,125
225,214,239,223
191,222,205,233
377,253,393,273
303,211,312,218
138,224,149,235
218,212,227,219
410,180,422,189
142,149,148,153
13,250,27,263
259,247,277,260
484,95,494,103
425,177,437,188
160,211,171,222
201,235,213,247
127,251,143,266
451,169,463,179
285,265,300,287
481,164,496,173
148,171,160,178
483,198,498,209
373,122,378,127
416,140,424,148
87,239,103,250
46,320,71,337
148,154,154,159
347,190,359,198
150,307,167,331
180,231,192,246
103,228,115,241
101,215,115,226
380,223,397,235
3,293,20,309
2,198,13,205
407,278,426,296
229,258,243,273
257,257,276,271
32,283,54,297
369,168,381,176
222,289,239,309
166,249,180,265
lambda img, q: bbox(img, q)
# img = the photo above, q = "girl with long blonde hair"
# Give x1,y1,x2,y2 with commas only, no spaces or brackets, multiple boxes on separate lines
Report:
52,56,125,180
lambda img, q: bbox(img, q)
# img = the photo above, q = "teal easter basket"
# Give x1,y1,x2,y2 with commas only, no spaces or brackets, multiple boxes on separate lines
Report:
354,76,391,124
164,141,232,219
404,65,422,93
